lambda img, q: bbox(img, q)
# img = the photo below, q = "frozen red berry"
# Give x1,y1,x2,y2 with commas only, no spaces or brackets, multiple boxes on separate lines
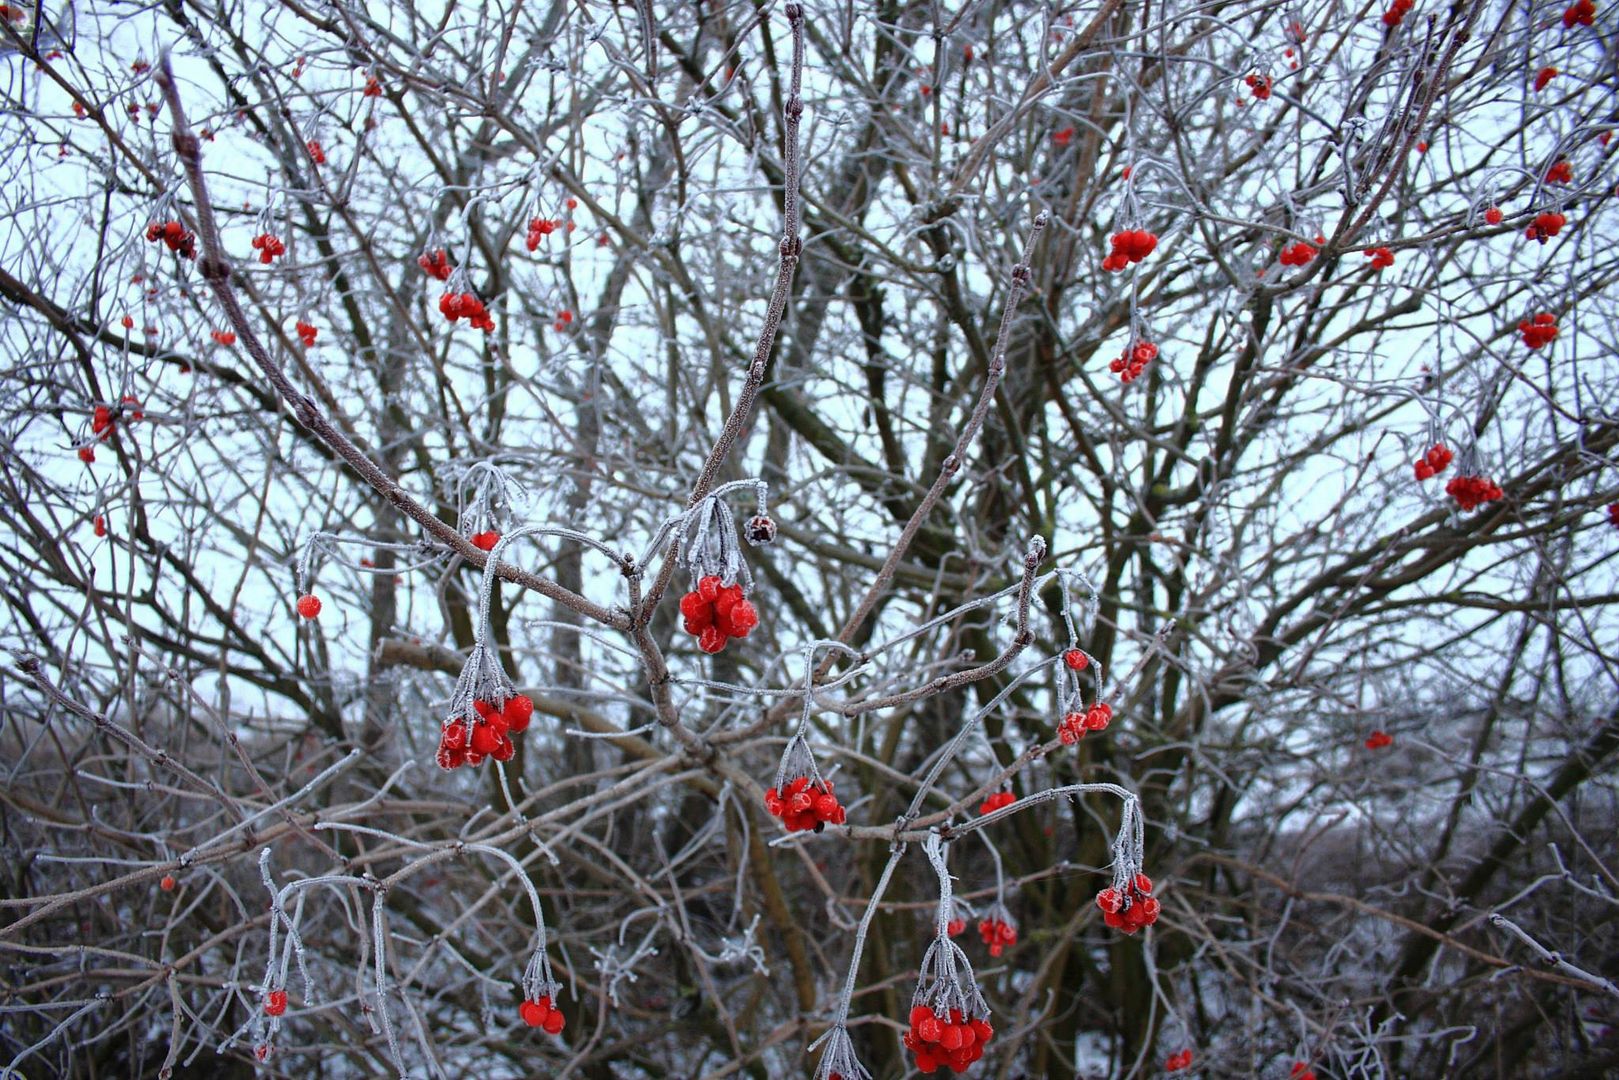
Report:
979,790,1015,815
418,248,452,280
295,594,322,619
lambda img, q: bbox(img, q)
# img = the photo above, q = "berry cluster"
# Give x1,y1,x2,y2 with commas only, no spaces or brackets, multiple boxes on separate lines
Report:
145,220,196,259
1381,0,1414,24
79,398,141,462
1165,1049,1195,1071
903,1005,994,1074
678,575,759,654
1279,241,1317,266
295,593,322,619
250,233,285,264
1366,246,1394,270
1244,72,1272,99
1096,873,1161,935
1519,312,1558,349
418,249,452,280
947,914,967,937
552,309,574,333
296,321,318,347
1052,126,1075,147
363,76,383,97
1564,0,1596,25
978,915,1017,957
1291,1063,1318,1080
1365,730,1393,749
264,989,287,1017
306,139,325,164
979,789,1015,816
763,775,845,832
1110,340,1158,383
518,994,565,1035
526,217,560,250
1412,443,1453,480
1525,211,1566,243
436,694,533,770
1058,702,1113,744
212,329,236,345
1103,229,1158,272
93,515,106,537
1445,474,1504,511
1545,159,1572,184
1534,67,1558,93
440,292,496,332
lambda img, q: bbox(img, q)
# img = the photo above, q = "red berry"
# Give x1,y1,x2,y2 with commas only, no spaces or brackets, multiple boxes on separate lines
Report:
504,694,534,732
295,594,322,619
1063,649,1088,671
470,530,501,551
469,721,501,756
1484,206,1503,225
418,249,452,280
698,624,727,654
159,874,175,891
265,989,288,1016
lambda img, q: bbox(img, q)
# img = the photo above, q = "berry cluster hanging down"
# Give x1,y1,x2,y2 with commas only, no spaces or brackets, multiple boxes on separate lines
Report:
1445,474,1505,511
437,694,533,770
978,789,1015,815
1519,312,1558,349
440,292,495,332
1109,340,1158,383
1096,873,1161,935
145,220,196,259
1102,229,1157,272
1525,211,1566,243
518,994,565,1035
903,1006,995,1075
1279,241,1318,266
1563,0,1596,26
977,914,1017,957
763,775,845,832
678,575,759,654
1058,702,1113,744
1412,443,1453,481
250,233,285,264
418,248,452,280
